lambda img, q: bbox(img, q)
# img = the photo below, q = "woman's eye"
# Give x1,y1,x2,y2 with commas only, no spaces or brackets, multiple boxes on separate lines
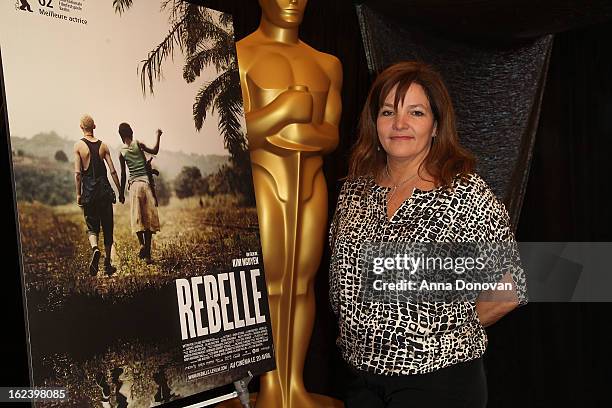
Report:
380,110,394,117
411,110,425,117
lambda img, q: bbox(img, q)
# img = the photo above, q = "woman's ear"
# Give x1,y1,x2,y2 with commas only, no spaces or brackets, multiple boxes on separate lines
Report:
432,121,438,138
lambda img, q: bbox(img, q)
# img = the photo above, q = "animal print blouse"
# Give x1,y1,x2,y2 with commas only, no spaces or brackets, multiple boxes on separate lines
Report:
328,173,526,375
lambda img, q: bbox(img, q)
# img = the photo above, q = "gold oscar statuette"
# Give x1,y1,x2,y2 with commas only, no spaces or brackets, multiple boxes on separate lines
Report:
222,0,344,407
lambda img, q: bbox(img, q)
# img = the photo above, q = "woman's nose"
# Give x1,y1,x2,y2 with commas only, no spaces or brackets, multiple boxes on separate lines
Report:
392,112,411,130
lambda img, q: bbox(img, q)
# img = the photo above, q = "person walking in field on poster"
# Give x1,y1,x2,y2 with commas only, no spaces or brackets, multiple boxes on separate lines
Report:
117,123,162,265
74,114,120,276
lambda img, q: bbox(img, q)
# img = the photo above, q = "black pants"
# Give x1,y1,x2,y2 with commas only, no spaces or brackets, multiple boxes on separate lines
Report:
344,358,487,408
83,199,114,248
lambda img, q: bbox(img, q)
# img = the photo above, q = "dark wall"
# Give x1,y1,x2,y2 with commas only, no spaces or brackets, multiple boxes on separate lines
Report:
2,1,612,406
518,22,612,241
507,22,612,408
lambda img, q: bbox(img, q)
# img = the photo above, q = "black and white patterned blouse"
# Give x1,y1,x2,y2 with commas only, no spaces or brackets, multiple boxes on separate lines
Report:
328,173,526,375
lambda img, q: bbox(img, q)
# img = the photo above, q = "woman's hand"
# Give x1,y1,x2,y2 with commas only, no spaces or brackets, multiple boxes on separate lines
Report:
475,271,520,327
476,300,519,327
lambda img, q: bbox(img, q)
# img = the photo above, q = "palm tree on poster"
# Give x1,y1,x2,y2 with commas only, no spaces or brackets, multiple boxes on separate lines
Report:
113,0,254,204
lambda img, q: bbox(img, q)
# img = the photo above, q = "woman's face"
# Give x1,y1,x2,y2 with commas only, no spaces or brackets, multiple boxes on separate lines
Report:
376,83,437,163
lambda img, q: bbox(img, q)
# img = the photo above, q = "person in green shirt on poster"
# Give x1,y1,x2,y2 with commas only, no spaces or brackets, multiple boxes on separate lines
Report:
117,123,162,264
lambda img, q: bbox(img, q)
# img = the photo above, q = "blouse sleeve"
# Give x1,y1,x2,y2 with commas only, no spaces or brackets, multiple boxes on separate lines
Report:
478,183,528,306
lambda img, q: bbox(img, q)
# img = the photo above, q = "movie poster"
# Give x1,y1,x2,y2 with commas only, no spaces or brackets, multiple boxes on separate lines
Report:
0,0,275,406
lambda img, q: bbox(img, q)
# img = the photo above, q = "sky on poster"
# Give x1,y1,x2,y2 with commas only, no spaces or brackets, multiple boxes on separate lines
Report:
0,0,241,156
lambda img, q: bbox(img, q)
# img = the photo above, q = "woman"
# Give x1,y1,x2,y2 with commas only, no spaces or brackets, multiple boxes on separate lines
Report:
329,62,526,407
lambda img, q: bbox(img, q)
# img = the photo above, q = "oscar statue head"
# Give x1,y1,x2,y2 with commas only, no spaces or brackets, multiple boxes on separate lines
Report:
258,0,307,28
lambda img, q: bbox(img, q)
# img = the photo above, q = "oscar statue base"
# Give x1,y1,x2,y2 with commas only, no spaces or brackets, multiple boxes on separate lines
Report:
218,392,344,408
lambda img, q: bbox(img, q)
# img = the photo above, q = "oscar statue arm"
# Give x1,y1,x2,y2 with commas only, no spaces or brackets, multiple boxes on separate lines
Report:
299,55,342,154
244,87,314,150
237,43,313,150
273,55,342,154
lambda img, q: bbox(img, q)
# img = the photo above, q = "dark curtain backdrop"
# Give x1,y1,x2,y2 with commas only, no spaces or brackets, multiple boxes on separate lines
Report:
2,1,612,407
355,3,554,229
